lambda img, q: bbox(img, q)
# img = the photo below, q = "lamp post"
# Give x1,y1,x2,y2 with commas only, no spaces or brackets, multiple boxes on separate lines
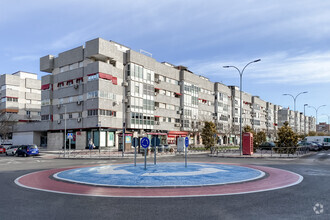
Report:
223,59,261,155
308,105,326,129
282,91,308,132
304,104,308,134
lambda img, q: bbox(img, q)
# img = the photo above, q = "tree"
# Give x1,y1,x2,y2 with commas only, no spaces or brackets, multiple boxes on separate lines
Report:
276,121,298,149
254,131,266,151
201,121,217,149
0,112,16,143
308,131,317,136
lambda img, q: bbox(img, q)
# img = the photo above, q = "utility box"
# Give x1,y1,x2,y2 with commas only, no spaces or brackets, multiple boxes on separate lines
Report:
242,132,253,155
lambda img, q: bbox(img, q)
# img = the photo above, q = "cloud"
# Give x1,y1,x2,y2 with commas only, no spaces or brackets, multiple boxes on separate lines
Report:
181,51,330,85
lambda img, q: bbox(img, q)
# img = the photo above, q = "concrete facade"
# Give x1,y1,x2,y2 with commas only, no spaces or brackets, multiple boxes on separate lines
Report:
13,37,316,149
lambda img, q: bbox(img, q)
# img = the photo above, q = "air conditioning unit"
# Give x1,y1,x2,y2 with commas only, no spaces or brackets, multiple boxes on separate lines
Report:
77,100,82,105
27,115,32,119
127,92,131,96
122,81,129,87
154,106,158,110
57,120,61,124
57,104,61,109
155,79,161,83
213,116,217,120
154,92,158,96
177,110,182,114
155,121,160,125
175,123,181,127
124,98,128,103
74,84,79,89
77,117,81,122
113,101,119,106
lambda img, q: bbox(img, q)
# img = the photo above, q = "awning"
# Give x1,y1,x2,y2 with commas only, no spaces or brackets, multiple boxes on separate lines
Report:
99,72,113,80
154,115,160,118
41,84,50,90
175,92,182,95
147,132,167,135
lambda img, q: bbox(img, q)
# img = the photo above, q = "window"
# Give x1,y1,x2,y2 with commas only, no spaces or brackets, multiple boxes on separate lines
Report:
78,61,83,68
168,118,171,123
41,115,50,121
88,73,99,81
60,114,63,120
78,112,82,117
69,113,72,119
26,111,31,115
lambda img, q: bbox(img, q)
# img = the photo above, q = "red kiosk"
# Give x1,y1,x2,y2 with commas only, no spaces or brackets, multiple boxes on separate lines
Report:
242,132,253,155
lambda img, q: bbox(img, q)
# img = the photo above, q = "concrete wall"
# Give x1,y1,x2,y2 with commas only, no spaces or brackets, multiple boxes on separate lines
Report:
47,132,63,150
76,131,86,150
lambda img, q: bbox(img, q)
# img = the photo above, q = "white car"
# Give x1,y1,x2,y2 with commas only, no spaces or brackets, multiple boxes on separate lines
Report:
6,145,19,156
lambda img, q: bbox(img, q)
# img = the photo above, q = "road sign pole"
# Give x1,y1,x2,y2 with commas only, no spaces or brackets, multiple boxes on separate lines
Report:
154,138,156,165
185,147,187,168
69,138,71,158
134,144,137,166
144,149,147,170
185,137,189,168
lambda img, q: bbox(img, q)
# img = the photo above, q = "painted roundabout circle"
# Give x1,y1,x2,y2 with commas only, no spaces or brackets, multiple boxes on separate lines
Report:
15,162,303,198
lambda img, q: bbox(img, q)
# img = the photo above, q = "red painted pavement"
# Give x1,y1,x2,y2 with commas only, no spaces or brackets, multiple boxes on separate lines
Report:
15,163,303,198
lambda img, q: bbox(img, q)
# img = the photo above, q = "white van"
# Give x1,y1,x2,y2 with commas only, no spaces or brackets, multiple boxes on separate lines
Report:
304,136,330,150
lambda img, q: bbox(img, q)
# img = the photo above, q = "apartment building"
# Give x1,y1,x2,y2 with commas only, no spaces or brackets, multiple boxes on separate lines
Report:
0,71,41,120
316,122,330,134
0,71,41,144
13,37,316,149
214,83,232,145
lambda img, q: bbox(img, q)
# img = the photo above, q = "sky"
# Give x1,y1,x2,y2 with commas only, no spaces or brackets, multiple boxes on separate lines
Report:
1,0,330,122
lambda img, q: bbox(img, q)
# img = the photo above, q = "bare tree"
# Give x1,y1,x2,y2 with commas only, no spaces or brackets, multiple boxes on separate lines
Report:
0,112,16,143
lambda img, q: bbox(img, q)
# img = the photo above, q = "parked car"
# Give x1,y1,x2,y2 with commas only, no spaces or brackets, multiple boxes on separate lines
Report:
298,142,319,151
259,142,276,150
312,142,324,150
16,144,39,157
6,145,19,156
0,146,6,154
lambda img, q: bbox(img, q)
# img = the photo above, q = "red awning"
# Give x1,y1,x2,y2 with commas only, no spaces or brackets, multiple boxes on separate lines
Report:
147,133,167,135
99,72,113,80
175,92,182,95
154,88,160,90
154,115,160,118
41,84,50,90
168,131,188,135
87,73,97,76
112,77,118,85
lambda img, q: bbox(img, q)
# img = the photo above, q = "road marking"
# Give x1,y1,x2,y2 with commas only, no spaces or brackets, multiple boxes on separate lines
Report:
319,153,325,155
142,168,227,176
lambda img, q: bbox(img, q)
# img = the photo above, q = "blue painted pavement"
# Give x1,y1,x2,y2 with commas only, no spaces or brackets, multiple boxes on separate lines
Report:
54,163,264,187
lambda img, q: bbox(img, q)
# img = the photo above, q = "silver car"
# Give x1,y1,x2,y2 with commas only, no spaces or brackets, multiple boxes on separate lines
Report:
6,145,19,156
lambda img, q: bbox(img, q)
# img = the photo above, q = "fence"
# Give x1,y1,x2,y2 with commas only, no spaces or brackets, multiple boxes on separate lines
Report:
212,146,310,158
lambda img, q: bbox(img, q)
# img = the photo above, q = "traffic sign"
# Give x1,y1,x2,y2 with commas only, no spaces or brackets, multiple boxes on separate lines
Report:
132,137,139,147
141,137,150,149
151,137,160,147
185,137,189,148
67,133,73,139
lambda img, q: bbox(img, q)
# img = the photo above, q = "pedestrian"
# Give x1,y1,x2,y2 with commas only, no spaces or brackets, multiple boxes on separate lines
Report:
88,139,94,150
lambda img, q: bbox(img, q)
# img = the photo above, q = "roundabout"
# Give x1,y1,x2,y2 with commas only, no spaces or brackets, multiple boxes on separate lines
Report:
15,162,303,198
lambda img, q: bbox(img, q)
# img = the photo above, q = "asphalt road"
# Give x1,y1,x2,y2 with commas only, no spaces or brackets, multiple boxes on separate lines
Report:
0,152,329,220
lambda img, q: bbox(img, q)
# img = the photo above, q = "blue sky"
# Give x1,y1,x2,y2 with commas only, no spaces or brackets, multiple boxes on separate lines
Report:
1,0,330,122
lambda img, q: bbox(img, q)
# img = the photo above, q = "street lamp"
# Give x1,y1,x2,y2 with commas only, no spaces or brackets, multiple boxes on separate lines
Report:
223,59,261,155
282,91,308,132
308,105,326,127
